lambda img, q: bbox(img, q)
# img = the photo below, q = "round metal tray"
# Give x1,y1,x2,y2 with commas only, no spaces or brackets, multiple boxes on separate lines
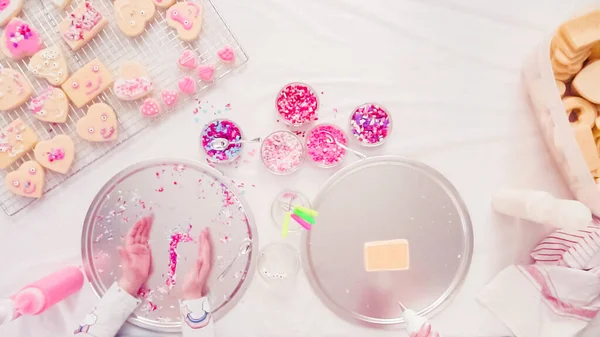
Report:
302,156,473,328
81,158,257,332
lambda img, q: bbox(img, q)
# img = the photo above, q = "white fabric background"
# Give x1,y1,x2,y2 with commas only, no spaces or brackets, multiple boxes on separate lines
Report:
0,0,597,336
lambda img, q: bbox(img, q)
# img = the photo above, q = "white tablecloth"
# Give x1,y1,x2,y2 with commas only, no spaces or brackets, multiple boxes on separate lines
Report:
1,0,596,336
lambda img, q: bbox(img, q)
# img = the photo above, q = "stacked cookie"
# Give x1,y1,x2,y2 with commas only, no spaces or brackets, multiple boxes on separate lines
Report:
553,11,600,184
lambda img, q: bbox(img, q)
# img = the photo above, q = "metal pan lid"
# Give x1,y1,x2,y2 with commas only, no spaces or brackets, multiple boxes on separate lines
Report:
82,159,257,332
302,155,473,328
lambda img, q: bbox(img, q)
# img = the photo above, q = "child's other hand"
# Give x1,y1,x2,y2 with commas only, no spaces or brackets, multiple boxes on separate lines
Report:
118,215,154,296
182,228,213,300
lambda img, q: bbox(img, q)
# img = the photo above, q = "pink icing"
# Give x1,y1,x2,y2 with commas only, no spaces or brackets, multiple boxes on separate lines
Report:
140,98,161,117
63,2,103,42
114,77,153,100
4,19,42,58
178,50,197,69
169,3,200,30
161,89,178,107
47,148,65,162
29,87,54,115
217,46,235,63
196,65,214,82
178,76,196,94
0,0,10,11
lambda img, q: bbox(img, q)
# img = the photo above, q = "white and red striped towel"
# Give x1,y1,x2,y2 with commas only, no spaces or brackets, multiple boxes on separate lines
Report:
530,223,600,273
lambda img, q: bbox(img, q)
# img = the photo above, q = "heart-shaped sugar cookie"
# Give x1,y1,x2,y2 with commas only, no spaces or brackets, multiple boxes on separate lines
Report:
140,98,161,117
197,64,214,82
29,87,70,123
161,89,178,107
76,103,118,142
28,47,70,86
217,46,235,63
6,160,45,198
178,50,197,70
114,0,156,37
114,61,153,101
34,135,74,174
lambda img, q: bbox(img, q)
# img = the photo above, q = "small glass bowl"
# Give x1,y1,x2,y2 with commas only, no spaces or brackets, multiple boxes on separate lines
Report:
348,103,392,147
275,82,319,127
200,118,243,164
257,242,300,285
260,130,305,175
270,189,311,232
305,123,348,168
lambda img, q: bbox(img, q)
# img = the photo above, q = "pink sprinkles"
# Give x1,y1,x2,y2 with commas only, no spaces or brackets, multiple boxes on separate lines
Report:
201,119,243,163
166,225,194,289
306,124,347,167
276,82,318,126
350,103,391,145
260,131,304,174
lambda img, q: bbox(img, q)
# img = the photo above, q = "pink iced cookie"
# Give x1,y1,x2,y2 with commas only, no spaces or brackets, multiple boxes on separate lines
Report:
178,75,196,94
161,89,178,107
178,50,197,70
140,97,161,117
197,64,214,82
217,45,235,63
0,18,43,60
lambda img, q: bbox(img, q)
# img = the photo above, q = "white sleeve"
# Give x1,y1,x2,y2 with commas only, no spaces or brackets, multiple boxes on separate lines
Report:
179,297,215,337
72,283,141,337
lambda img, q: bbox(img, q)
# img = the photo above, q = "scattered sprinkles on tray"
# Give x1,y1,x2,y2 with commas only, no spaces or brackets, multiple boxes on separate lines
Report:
260,131,305,175
201,119,243,163
305,124,347,168
349,103,391,146
275,82,318,126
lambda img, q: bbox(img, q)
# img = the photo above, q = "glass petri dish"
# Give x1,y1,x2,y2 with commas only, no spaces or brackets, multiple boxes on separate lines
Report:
258,242,300,285
260,130,305,175
270,189,311,232
200,118,243,163
348,103,392,147
305,123,348,168
275,82,319,127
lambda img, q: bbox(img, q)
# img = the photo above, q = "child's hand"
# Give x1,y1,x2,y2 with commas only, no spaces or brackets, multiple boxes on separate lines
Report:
118,215,154,296
182,228,212,300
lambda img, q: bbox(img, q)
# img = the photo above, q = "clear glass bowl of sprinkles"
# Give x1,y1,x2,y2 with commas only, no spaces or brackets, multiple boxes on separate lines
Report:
349,103,392,147
260,130,305,175
200,118,244,163
305,123,348,168
275,82,319,127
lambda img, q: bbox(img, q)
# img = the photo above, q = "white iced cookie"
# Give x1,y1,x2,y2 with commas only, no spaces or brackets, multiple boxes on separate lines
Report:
114,0,156,37
28,46,70,86
51,0,72,9
77,103,118,142
0,68,33,111
0,118,38,170
0,18,43,60
0,0,23,26
29,87,70,123
34,134,75,174
113,61,153,101
5,160,45,198
62,58,113,108
152,0,175,9
59,1,108,51
166,2,203,42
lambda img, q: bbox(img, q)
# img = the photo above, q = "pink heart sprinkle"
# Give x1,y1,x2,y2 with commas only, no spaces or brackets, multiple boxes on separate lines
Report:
140,98,161,117
197,65,215,82
161,89,179,107
217,46,235,63
178,50,197,69
178,76,196,94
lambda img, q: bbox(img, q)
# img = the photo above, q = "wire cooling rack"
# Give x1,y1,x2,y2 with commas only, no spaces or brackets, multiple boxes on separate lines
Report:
0,0,248,216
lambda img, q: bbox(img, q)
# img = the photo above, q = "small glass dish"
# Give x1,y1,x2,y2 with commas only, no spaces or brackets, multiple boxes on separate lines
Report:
305,123,348,168
200,118,243,163
348,103,392,147
260,130,305,175
258,242,300,285
270,189,311,232
275,82,319,127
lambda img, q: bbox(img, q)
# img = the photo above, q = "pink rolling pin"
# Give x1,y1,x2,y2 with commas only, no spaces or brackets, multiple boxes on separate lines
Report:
14,266,84,316
398,301,440,337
